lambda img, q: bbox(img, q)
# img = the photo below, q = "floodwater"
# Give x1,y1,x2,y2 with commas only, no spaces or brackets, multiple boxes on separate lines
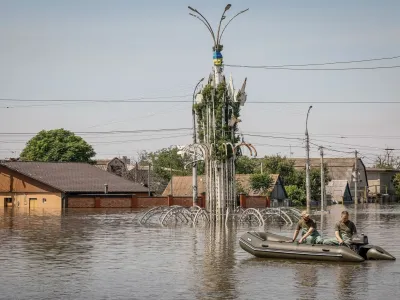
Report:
0,204,399,300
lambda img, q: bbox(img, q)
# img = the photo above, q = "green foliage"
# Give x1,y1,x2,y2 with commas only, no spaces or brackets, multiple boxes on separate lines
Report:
250,173,273,196
147,146,192,182
393,173,400,201
259,155,297,185
20,128,95,162
285,185,306,206
194,82,241,161
235,156,257,174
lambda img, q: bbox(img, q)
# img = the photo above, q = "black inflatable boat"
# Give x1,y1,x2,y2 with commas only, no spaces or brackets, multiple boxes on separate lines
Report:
239,232,396,262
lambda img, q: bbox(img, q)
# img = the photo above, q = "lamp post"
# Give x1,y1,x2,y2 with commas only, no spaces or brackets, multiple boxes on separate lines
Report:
305,105,313,214
188,4,248,85
192,77,204,206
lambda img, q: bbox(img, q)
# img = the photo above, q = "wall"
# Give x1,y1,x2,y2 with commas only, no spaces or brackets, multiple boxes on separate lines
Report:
0,192,62,209
0,166,60,193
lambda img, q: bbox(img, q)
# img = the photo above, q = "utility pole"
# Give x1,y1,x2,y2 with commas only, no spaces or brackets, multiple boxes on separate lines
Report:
305,106,313,214
192,78,204,206
319,146,325,212
354,150,358,204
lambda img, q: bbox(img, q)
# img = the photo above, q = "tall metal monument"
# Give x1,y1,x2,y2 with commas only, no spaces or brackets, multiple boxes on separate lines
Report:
187,4,250,217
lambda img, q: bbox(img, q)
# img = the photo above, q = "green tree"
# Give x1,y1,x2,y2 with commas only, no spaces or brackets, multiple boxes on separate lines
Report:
260,155,297,185
147,146,193,182
249,173,273,196
285,185,306,206
235,156,257,174
393,173,400,201
20,129,95,162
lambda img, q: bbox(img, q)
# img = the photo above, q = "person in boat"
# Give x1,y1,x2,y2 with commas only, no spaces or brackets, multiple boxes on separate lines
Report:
291,211,323,244
323,210,357,246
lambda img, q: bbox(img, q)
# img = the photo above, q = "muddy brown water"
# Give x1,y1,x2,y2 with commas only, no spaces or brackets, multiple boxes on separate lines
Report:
1,204,399,300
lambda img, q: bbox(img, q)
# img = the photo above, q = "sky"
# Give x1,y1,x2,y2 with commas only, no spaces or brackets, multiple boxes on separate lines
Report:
1,0,400,165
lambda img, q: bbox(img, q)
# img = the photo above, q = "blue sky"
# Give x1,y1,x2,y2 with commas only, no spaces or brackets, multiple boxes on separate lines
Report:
1,0,399,164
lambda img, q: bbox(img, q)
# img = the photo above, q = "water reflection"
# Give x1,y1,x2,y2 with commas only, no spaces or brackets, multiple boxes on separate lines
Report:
196,221,238,299
0,204,399,300
293,262,318,300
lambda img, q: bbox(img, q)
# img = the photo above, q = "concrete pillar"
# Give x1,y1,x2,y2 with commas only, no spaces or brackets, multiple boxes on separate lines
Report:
239,193,247,208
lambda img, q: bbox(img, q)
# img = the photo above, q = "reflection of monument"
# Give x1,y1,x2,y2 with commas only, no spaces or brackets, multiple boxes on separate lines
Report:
194,222,238,298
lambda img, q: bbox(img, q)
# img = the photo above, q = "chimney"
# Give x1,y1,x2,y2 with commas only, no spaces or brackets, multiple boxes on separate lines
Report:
104,183,108,194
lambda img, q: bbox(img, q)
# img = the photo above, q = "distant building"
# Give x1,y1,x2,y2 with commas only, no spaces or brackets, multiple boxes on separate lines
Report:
0,161,148,209
162,174,287,202
366,168,400,196
325,180,352,204
291,157,368,202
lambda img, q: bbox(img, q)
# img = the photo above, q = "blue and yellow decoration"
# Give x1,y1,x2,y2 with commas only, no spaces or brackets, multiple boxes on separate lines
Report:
213,51,223,66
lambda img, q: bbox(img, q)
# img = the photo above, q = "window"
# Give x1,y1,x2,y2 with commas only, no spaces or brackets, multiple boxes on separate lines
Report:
5,198,12,203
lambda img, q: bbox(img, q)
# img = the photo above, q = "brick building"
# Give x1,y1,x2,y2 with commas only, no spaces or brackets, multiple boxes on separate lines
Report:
0,161,149,209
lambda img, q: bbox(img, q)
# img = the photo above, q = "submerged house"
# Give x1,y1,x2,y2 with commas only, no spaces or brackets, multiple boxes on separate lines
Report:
325,180,353,204
0,161,149,209
291,157,368,202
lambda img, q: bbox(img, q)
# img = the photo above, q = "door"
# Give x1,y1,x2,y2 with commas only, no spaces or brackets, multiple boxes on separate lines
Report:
29,198,37,209
4,197,13,207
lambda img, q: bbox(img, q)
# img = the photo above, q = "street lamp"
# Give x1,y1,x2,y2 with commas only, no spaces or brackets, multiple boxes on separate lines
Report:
305,105,312,214
192,77,204,206
188,4,249,63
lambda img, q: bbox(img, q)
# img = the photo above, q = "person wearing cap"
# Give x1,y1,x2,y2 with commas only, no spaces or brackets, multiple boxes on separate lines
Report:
323,210,357,246
291,211,323,244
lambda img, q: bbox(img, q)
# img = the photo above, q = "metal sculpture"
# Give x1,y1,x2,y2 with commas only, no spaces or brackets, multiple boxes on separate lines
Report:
188,4,250,218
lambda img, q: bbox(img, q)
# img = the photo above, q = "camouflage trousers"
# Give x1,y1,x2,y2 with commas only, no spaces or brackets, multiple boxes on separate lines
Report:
322,233,352,246
300,230,324,244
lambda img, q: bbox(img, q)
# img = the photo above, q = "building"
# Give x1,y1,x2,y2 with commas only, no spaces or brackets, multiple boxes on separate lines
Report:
162,174,287,200
95,156,131,177
0,161,149,209
291,157,368,202
366,168,400,196
325,180,353,204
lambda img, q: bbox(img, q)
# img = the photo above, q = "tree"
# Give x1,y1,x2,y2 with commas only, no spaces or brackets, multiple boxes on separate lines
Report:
20,129,95,162
393,173,400,201
249,173,273,196
374,150,400,169
147,146,192,182
235,156,257,174
285,185,306,206
259,155,297,185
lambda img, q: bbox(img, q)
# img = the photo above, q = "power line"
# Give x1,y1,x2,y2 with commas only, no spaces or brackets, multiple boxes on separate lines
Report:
225,64,400,71
227,55,400,68
0,128,192,136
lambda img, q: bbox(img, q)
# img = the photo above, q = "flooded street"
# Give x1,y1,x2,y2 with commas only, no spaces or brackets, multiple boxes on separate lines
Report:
1,204,399,300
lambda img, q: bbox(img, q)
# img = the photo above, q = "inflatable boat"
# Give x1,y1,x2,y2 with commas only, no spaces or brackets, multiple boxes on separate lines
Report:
239,232,396,262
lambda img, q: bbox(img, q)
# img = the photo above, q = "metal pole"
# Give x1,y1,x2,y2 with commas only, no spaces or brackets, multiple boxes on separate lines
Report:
319,146,324,212
305,106,312,214
192,78,204,206
354,150,358,204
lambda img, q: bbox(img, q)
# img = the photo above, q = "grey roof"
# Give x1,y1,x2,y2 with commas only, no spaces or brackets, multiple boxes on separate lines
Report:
290,157,366,181
1,161,148,193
